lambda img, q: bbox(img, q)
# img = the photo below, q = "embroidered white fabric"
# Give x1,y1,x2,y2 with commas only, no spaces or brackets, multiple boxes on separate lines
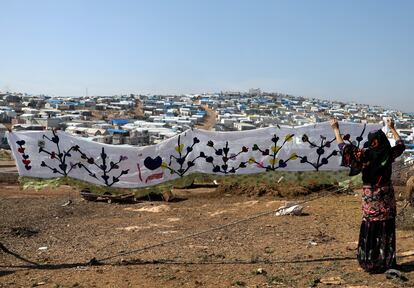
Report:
7,122,382,188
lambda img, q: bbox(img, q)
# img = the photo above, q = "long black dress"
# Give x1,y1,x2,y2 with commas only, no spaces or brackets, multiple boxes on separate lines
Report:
339,131,405,273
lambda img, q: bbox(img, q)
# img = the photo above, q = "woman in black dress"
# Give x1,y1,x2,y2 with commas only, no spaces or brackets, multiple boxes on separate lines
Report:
330,118,405,273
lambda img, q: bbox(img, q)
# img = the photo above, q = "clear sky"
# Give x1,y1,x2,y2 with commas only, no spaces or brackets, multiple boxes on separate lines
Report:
1,0,413,112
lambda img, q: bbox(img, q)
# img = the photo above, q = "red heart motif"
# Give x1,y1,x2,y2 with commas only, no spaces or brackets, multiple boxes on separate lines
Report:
18,147,25,153
22,159,31,165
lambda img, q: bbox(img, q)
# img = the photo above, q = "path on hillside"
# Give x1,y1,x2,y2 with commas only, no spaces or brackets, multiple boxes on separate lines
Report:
195,105,217,130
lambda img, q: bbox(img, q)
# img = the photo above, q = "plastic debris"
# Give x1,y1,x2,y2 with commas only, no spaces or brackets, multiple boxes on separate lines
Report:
275,202,303,216
61,200,72,207
385,269,408,282
400,250,414,257
255,267,266,275
320,276,343,285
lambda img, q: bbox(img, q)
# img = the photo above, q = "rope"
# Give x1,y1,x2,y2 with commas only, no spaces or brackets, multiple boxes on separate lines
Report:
98,163,414,264
12,158,414,266
97,186,347,263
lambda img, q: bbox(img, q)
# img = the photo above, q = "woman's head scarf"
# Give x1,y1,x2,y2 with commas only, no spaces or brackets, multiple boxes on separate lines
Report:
341,129,392,185
362,130,392,185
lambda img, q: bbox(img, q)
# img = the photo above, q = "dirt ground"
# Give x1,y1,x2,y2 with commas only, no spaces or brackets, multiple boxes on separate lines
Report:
1,184,414,288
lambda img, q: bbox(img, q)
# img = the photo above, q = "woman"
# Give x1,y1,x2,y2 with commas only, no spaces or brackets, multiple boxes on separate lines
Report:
330,118,405,273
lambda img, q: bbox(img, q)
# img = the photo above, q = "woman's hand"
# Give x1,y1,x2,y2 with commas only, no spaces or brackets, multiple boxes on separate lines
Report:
330,118,344,144
387,118,402,141
386,118,395,130
330,118,339,130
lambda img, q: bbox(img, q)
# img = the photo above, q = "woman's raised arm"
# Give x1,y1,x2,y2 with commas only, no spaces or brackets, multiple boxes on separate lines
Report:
387,118,405,159
330,118,344,146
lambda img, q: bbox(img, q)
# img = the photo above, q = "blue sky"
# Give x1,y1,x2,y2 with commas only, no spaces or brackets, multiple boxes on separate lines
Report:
1,0,413,112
